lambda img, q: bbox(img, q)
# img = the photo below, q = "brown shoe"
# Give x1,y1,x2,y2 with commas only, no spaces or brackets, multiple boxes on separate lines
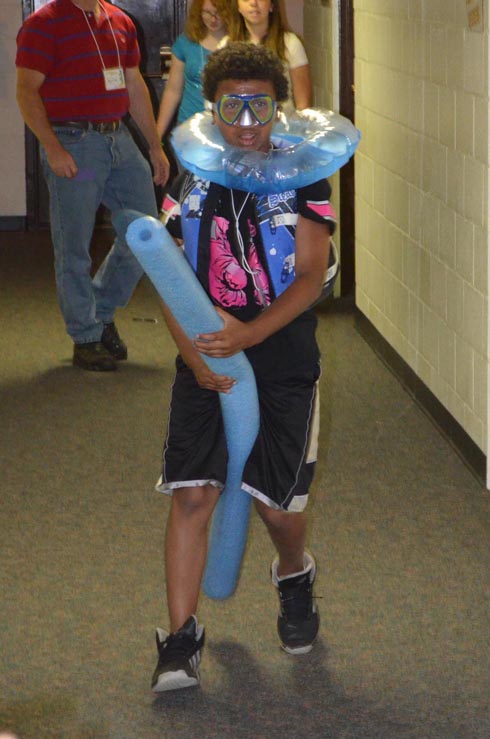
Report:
73,341,117,371
101,322,128,360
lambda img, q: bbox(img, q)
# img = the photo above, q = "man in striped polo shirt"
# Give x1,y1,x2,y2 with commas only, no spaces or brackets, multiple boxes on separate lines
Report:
16,0,170,371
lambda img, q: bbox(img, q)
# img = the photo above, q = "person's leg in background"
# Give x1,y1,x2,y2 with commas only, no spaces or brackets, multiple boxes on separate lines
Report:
94,125,158,327
41,126,117,371
91,124,160,364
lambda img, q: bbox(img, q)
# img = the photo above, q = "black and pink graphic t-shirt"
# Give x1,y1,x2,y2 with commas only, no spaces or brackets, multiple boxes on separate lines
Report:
164,175,335,323
206,189,272,321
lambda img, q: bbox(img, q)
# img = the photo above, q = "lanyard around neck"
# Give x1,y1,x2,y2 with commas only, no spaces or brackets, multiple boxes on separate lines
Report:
81,1,121,71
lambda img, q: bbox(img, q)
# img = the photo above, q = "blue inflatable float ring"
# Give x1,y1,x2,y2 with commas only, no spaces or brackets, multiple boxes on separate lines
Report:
171,108,361,194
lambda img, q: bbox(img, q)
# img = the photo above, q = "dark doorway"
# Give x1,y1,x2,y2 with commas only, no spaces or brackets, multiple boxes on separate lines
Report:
338,0,355,296
113,0,187,110
22,0,187,229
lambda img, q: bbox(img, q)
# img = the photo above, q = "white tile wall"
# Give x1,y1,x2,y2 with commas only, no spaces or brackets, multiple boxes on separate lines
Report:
0,1,26,217
354,0,489,452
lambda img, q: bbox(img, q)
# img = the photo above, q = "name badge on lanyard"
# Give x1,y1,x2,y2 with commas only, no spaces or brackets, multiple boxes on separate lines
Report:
103,67,125,90
82,4,125,91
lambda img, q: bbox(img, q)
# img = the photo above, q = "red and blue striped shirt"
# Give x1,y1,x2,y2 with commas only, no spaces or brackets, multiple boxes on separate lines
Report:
16,0,140,122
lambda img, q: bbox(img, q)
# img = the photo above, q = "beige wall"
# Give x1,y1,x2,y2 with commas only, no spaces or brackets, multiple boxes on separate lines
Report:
354,1,489,452
284,0,304,35
0,1,26,218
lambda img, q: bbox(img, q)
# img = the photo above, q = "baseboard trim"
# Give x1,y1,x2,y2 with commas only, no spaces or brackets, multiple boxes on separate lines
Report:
0,216,26,231
355,309,486,485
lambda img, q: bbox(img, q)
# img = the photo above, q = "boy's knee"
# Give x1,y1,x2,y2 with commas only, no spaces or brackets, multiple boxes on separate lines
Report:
257,500,287,524
172,485,218,518
256,499,306,531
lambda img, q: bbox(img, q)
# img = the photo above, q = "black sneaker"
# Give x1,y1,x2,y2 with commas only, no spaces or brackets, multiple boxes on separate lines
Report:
272,552,319,654
72,341,116,371
151,615,205,693
101,322,127,360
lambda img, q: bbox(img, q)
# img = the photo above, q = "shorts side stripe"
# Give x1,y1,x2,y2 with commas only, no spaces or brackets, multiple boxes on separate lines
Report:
283,373,319,509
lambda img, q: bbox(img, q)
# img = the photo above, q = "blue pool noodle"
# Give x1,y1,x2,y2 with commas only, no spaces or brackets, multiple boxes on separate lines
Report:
115,210,260,599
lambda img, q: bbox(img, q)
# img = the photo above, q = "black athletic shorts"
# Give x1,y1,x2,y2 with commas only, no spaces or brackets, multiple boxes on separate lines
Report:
156,312,321,511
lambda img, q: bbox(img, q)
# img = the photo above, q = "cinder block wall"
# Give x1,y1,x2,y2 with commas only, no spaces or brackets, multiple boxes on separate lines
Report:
354,2,488,451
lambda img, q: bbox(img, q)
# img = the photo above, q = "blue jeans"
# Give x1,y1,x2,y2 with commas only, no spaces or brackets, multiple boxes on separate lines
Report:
41,123,158,344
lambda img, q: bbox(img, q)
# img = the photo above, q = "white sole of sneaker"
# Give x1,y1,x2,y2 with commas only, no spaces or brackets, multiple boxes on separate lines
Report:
152,670,200,693
281,643,314,655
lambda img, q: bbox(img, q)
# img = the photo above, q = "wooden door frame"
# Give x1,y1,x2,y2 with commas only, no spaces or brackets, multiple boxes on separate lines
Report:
338,0,355,296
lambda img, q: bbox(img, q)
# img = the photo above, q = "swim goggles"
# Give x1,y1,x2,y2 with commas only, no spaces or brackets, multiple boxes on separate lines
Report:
213,94,277,126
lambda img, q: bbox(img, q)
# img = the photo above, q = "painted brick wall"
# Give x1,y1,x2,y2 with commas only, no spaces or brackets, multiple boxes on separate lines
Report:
0,1,26,217
354,0,488,450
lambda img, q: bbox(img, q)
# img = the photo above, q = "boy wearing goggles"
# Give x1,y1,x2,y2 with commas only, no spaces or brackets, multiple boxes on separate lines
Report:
211,82,279,154
213,92,277,126
152,42,336,692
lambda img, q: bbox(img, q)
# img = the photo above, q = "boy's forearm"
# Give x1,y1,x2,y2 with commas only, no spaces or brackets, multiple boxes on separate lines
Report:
193,271,325,360
246,214,332,345
248,272,324,346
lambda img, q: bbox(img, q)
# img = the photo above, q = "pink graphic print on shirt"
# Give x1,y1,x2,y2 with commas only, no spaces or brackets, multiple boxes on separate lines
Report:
208,216,270,308
246,219,271,307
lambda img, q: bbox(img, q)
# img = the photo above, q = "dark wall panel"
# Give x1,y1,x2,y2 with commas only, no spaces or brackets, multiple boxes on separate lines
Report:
113,0,186,74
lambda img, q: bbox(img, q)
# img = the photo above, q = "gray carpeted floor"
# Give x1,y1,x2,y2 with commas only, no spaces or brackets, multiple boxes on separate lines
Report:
1,231,489,739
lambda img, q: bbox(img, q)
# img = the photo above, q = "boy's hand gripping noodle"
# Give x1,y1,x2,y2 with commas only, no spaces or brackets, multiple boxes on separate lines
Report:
116,211,260,600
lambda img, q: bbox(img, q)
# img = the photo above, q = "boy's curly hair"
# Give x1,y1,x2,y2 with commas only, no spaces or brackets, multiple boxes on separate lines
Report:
202,42,289,103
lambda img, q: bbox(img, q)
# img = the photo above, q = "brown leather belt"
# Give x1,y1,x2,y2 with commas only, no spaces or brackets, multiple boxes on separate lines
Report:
50,120,121,133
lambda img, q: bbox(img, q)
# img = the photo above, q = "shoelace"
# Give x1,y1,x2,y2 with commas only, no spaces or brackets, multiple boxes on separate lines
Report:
279,577,314,620
159,631,196,661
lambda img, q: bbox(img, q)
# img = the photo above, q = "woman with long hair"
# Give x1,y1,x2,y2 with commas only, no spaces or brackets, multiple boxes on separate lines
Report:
222,0,312,113
156,0,229,139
